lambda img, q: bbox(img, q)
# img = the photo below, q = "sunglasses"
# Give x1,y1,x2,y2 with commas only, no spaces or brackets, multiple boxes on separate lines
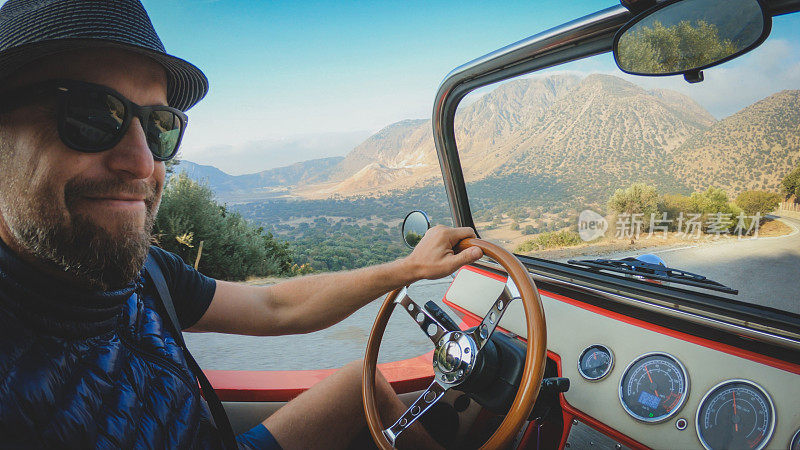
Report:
0,79,187,161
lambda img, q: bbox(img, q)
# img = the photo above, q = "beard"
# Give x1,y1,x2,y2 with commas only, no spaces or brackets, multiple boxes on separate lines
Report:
1,173,160,291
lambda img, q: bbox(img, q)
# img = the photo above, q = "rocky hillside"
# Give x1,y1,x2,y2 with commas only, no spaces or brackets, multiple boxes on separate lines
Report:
321,73,717,196
671,90,800,193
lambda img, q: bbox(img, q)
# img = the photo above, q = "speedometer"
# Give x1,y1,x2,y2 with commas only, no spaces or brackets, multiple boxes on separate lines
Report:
619,352,689,423
696,380,775,450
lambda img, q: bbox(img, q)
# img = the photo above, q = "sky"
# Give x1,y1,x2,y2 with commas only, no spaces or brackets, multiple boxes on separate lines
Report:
141,0,627,173
2,1,798,174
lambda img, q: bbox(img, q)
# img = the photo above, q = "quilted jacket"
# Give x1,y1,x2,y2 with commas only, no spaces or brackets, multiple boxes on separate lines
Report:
0,243,224,448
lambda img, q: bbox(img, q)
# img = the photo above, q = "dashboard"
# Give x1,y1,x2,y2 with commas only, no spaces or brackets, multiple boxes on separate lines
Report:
444,265,800,449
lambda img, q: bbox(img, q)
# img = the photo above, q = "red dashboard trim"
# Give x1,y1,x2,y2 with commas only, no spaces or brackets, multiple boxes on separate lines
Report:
205,352,434,402
451,265,800,376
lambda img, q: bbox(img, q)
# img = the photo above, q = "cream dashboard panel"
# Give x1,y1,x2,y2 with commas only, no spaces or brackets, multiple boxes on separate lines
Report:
445,267,800,449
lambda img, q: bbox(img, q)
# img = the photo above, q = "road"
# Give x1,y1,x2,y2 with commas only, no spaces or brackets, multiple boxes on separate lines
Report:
580,215,800,314
186,216,799,371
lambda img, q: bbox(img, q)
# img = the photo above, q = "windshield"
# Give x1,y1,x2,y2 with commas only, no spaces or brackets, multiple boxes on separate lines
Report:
456,12,800,315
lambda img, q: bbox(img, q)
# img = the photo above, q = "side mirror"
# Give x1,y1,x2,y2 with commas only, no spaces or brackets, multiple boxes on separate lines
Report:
401,210,430,248
613,0,771,82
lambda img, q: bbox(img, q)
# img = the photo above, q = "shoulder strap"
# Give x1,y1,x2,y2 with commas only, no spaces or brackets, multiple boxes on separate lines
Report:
144,255,238,450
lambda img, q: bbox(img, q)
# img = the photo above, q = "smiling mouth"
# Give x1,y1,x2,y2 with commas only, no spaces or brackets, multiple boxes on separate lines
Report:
82,196,147,209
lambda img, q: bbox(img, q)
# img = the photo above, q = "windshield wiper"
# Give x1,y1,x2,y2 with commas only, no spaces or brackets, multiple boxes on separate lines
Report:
566,257,738,295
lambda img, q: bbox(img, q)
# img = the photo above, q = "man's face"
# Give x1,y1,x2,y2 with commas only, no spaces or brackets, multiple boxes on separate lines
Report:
0,49,168,290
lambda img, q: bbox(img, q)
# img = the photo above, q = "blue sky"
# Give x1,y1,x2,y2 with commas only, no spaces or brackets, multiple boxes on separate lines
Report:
2,1,798,173
142,0,626,171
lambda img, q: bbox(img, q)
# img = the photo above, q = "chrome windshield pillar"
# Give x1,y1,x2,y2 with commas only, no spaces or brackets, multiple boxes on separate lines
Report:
431,5,631,229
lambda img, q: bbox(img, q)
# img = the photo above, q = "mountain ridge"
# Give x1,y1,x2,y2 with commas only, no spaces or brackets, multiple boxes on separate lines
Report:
181,74,795,202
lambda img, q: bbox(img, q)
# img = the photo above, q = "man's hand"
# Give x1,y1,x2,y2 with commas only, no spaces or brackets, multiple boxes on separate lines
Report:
403,225,484,280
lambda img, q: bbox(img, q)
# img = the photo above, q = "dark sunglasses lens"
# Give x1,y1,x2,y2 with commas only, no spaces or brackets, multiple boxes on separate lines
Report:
62,91,125,150
145,110,182,159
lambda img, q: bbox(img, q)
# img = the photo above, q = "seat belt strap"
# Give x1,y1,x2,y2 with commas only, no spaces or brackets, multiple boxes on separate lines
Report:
144,255,238,450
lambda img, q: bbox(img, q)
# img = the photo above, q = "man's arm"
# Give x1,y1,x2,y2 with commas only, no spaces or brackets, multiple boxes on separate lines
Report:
187,226,484,336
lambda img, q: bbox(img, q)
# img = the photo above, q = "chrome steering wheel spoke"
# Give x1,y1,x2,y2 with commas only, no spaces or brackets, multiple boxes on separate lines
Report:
382,380,448,446
471,278,520,351
395,287,449,345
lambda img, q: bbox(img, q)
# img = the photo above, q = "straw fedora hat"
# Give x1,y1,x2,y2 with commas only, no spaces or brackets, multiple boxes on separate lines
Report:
0,0,208,111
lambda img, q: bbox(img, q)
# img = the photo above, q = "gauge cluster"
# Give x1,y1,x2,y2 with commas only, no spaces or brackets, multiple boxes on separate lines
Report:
575,345,789,449
443,266,799,450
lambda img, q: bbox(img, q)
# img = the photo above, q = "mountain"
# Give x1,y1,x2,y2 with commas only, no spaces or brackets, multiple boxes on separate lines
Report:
493,74,716,196
323,75,586,194
181,73,796,203
320,73,716,196
176,157,343,194
671,90,800,194
332,119,430,182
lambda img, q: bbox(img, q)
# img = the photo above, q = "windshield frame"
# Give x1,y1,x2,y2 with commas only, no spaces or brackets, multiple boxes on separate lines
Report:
431,0,800,341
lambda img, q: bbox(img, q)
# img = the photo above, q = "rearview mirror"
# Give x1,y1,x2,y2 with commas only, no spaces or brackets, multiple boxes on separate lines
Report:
613,0,770,81
401,210,430,248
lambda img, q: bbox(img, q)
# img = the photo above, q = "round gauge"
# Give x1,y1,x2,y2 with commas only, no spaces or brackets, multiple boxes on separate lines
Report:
791,428,800,450
618,352,689,423
578,344,613,381
696,380,775,450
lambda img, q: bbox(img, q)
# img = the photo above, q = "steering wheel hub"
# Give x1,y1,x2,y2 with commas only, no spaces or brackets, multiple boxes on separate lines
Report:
433,331,476,384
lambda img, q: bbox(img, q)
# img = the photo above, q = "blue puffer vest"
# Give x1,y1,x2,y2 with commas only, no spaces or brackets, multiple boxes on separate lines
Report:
0,243,223,448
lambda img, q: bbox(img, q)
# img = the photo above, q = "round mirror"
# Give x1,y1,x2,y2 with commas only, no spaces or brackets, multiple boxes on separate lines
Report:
401,210,430,248
614,0,769,76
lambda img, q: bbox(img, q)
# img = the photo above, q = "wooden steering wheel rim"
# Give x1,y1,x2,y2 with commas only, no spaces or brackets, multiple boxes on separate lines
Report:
362,238,548,449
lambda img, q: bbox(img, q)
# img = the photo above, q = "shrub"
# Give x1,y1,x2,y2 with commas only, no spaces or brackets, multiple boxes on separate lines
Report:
522,225,537,235
515,230,582,253
510,221,520,231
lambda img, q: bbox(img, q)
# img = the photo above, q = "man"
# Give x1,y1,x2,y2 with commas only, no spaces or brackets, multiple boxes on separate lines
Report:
0,0,483,448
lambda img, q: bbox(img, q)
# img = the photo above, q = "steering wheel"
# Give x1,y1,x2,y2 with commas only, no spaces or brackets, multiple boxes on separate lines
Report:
362,238,548,449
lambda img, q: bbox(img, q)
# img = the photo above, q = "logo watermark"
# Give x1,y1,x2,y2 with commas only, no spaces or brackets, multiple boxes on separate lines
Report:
578,210,762,242
578,209,608,242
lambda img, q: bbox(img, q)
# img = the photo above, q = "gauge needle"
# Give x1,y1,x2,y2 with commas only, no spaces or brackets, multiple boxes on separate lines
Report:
645,366,659,397
733,391,738,432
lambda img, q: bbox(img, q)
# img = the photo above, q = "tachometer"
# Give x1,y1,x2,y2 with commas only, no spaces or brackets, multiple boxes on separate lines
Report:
696,380,775,450
619,352,689,423
578,344,613,381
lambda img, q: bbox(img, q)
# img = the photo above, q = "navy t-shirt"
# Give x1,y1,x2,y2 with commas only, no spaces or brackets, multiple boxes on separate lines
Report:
146,246,217,330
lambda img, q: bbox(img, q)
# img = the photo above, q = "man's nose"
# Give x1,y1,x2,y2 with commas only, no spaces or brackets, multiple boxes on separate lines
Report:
105,117,155,179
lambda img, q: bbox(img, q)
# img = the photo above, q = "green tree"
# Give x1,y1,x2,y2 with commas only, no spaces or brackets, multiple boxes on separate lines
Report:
781,165,800,199
735,190,781,216
617,19,738,74
608,183,660,218
165,155,180,176
689,187,730,213
154,173,292,280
